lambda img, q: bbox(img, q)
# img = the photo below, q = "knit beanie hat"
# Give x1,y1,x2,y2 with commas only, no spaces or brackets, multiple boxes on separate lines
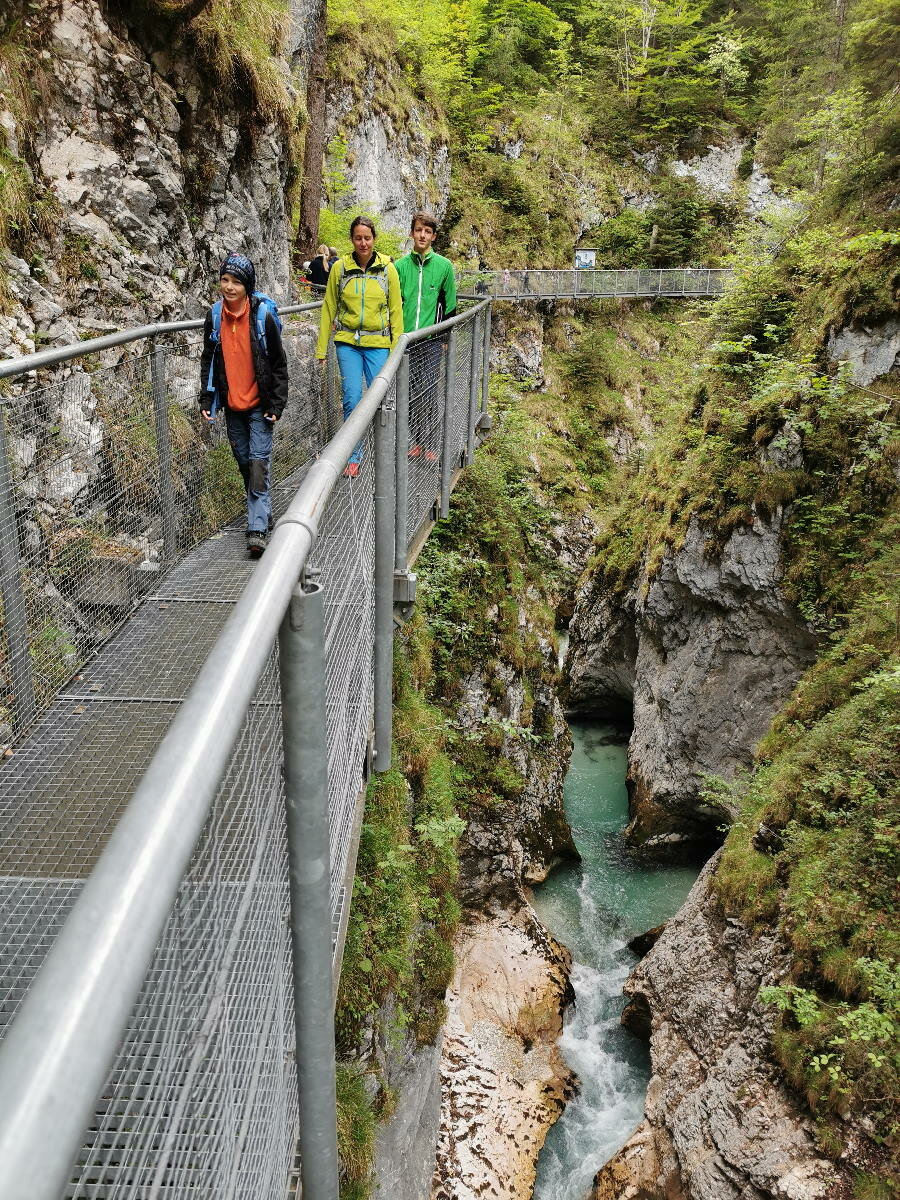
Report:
220,252,256,294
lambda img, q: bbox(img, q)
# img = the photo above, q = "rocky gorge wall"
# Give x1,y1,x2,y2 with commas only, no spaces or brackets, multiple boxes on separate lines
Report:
559,274,897,1197
592,855,840,1200
370,643,581,1200
1,0,301,361
324,70,450,234
366,310,603,1200
565,512,817,857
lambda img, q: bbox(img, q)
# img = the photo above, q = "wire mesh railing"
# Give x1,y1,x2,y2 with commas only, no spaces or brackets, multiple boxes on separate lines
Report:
456,266,732,299
0,306,327,739
0,297,491,1200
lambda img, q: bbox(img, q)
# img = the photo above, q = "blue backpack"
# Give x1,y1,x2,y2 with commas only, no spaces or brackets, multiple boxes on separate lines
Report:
204,292,282,415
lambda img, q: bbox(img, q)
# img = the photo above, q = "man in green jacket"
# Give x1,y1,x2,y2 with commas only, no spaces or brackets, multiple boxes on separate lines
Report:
395,211,457,332
395,212,457,464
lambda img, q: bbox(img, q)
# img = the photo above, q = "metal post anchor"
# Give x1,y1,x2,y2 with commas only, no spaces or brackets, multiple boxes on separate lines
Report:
278,581,340,1200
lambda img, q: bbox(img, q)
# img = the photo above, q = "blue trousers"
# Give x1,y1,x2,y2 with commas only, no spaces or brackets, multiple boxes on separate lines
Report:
225,406,274,533
335,343,389,463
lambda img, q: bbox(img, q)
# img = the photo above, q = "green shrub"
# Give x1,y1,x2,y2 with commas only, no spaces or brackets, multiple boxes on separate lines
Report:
143,0,296,124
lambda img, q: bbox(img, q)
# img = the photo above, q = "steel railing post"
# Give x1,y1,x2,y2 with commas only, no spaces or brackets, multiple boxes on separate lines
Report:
373,392,395,771
0,405,36,733
466,312,480,464
439,327,457,519
326,341,337,440
150,344,178,565
394,352,410,572
481,303,492,421
278,578,340,1200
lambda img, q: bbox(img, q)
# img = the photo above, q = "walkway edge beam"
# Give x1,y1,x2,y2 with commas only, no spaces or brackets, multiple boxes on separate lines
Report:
0,297,491,1200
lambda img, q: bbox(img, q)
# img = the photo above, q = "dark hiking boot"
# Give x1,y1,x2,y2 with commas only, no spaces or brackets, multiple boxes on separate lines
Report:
247,531,267,558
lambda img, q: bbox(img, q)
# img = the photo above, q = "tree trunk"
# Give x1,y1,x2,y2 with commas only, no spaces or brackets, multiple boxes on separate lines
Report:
814,0,849,190
295,0,327,259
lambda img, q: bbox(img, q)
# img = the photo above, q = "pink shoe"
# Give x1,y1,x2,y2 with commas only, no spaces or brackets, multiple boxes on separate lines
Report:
343,462,360,478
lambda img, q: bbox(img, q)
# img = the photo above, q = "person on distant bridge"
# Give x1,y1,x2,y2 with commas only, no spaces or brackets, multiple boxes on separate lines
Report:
395,211,457,463
316,216,403,478
199,253,288,559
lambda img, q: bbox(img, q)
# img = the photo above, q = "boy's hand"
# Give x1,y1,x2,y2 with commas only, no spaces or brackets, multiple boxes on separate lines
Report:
265,413,277,422
201,409,213,423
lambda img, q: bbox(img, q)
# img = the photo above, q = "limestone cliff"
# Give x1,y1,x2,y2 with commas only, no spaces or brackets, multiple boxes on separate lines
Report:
372,644,579,1200
323,31,450,234
428,616,579,1200
566,512,816,858
433,909,576,1200
1,0,300,361
370,312,601,1200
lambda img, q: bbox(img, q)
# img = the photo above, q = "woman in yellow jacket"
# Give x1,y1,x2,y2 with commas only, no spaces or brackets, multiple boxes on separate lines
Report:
316,216,404,476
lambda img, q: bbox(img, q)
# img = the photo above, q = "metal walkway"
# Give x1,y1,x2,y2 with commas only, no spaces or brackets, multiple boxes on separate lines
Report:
456,266,731,300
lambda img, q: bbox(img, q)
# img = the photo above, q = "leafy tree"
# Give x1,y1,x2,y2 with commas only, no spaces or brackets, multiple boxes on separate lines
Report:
475,0,573,88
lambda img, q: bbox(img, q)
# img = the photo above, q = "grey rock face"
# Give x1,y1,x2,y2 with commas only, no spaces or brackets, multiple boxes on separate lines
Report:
745,165,801,218
563,589,637,716
566,514,816,851
488,309,546,386
378,645,576,1200
454,653,577,912
670,139,745,197
1,0,296,364
325,84,450,234
827,318,900,386
592,856,838,1200
420,483,597,1198
374,1041,443,1200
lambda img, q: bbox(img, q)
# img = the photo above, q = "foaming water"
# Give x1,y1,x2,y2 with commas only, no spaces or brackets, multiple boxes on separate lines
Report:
530,722,698,1200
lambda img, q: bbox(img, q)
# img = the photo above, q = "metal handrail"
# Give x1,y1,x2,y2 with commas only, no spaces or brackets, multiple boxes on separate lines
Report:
0,298,491,1200
0,301,323,381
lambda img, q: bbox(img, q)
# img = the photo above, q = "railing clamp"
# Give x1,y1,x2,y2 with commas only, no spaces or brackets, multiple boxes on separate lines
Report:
274,513,319,543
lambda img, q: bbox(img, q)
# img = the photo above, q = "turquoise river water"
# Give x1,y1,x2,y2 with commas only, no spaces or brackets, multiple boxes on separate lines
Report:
530,721,699,1200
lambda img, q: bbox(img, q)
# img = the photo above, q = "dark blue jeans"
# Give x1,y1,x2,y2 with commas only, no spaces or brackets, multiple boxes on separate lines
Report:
225,406,274,533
